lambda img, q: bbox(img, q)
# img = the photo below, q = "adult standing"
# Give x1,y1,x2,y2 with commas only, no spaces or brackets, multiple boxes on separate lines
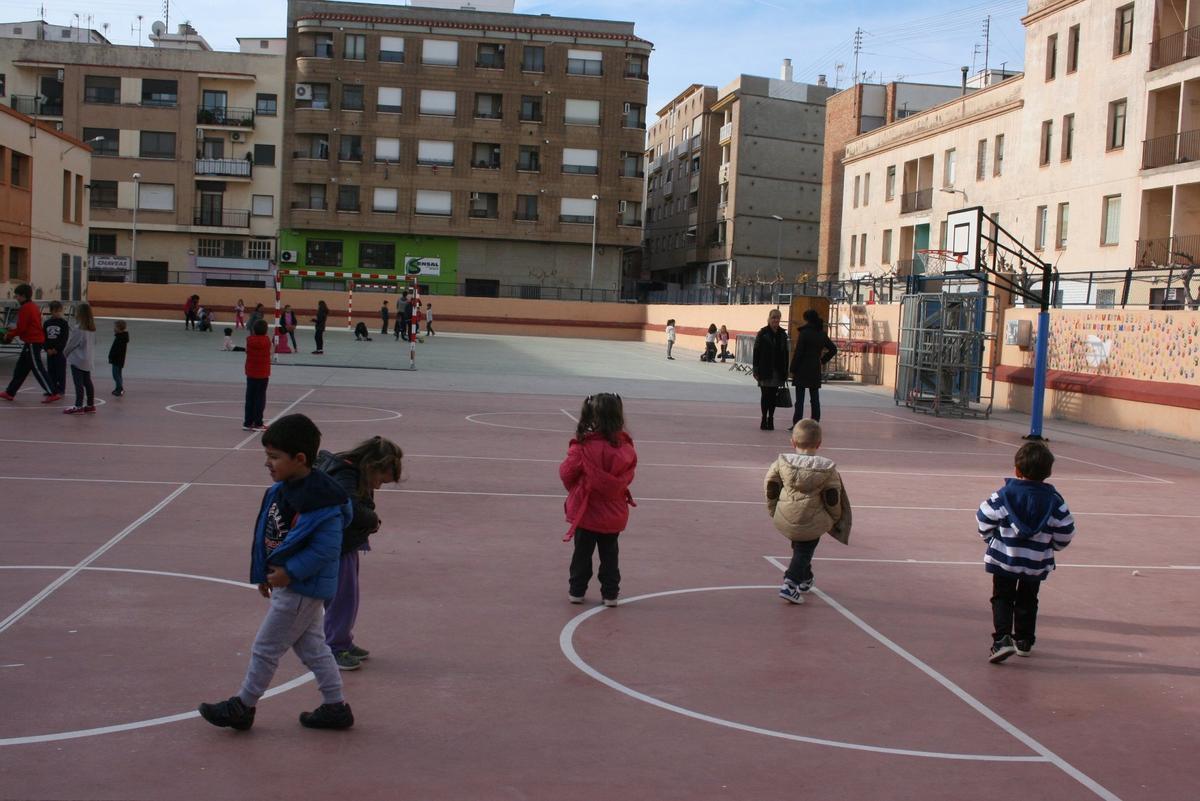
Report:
282,304,298,352
400,294,413,342
380,300,390,336
312,300,328,355
246,303,265,334
790,308,838,426
184,294,199,330
752,308,790,431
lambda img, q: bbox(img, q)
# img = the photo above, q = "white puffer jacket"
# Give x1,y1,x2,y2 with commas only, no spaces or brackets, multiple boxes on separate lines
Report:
765,453,846,542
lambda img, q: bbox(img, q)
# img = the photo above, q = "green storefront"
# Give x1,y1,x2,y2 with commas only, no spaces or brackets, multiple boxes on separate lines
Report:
277,230,459,294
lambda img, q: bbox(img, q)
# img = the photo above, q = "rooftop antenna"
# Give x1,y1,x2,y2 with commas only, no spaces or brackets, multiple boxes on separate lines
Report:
834,62,845,89
133,14,143,46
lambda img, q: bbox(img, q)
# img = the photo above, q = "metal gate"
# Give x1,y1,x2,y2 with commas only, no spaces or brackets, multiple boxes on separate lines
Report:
894,292,995,418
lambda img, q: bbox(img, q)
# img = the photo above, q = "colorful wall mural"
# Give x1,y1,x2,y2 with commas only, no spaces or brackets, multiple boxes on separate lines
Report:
1048,311,1200,385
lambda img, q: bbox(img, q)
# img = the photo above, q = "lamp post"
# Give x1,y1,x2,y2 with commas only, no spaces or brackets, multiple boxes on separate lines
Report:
770,214,783,276
588,193,599,295
130,172,141,276
939,186,968,208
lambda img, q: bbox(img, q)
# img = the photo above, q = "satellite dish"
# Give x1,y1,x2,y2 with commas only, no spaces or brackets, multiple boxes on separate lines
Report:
151,20,166,36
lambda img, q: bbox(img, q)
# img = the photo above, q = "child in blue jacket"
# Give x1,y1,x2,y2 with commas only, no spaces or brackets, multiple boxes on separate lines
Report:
199,413,356,731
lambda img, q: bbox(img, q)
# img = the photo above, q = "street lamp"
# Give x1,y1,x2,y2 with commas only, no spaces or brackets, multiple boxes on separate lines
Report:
63,134,104,156
131,172,141,274
939,187,968,207
589,193,599,294
770,214,784,276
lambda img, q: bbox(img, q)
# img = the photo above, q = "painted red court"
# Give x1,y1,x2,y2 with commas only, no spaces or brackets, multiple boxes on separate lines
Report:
1,366,1197,801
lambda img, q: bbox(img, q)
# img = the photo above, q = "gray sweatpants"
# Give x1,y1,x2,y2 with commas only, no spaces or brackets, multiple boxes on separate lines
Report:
238,587,344,707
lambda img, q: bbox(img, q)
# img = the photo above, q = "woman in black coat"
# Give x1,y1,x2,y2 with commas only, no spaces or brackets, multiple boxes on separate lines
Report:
752,308,790,430
789,308,838,426
312,300,329,355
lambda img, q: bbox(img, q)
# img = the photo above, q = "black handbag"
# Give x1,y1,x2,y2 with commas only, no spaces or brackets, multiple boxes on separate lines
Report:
774,386,793,408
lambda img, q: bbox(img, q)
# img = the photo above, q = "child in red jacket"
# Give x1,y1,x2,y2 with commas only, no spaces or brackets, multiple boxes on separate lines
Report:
559,393,637,606
242,319,272,431
1,284,54,401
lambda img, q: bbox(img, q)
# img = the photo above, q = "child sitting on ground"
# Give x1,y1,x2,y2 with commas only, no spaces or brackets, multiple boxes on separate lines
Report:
977,441,1075,663
222,327,244,352
353,322,372,341
765,419,852,604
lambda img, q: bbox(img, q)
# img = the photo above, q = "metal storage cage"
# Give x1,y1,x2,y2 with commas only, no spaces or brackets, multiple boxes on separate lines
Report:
894,292,996,418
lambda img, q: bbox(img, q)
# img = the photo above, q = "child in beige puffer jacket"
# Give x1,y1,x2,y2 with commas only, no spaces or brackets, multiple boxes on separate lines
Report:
765,420,851,604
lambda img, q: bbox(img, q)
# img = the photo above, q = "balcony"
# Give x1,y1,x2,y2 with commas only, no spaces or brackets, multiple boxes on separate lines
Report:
193,209,250,228
719,122,733,142
673,142,689,159
900,188,933,213
195,158,253,178
663,181,674,196
691,135,702,151
718,164,730,183
1142,131,1200,169
1135,233,1200,267
514,212,538,221
1150,25,1200,70
10,95,62,117
648,157,662,173
196,106,255,128
690,174,701,193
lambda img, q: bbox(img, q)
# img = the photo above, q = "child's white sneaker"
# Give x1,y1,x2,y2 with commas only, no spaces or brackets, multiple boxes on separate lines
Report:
778,580,804,604
568,594,584,604
602,598,618,607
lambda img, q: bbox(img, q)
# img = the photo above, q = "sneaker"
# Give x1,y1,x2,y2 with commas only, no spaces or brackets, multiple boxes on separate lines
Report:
243,425,254,431
83,405,96,414
796,579,814,593
63,406,86,415
568,594,585,604
312,350,323,355
254,424,269,430
778,581,805,604
198,696,256,731
0,392,14,401
299,701,354,730
112,389,124,397
41,393,62,404
348,645,370,661
989,635,1017,663
334,650,361,671
1015,639,1034,657
602,597,618,607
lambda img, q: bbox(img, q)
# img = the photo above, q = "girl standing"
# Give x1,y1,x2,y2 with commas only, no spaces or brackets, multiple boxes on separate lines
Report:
560,393,638,606
665,319,676,360
315,437,405,671
283,304,298,351
703,324,718,362
108,320,129,397
312,300,328,355
718,325,731,362
63,302,97,414
234,299,246,329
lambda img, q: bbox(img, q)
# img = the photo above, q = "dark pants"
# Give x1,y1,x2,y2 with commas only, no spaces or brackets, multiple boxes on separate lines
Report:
759,385,780,421
380,316,389,335
324,550,360,653
47,351,67,395
991,573,1041,644
569,528,621,600
6,343,53,396
185,311,196,330
314,327,325,352
784,538,819,585
288,329,297,351
426,321,434,336
244,377,269,427
394,317,402,339
793,385,821,424
70,365,94,407
400,316,411,341
111,364,123,393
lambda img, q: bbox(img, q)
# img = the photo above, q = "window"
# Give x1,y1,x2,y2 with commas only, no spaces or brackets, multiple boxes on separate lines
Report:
248,239,273,260
1101,195,1121,245
252,194,274,217
1115,4,1133,57
137,183,174,211
625,53,648,79
1046,34,1058,81
341,85,364,111
853,175,860,208
375,137,400,163
618,200,641,226
83,127,118,156
477,43,505,68
139,131,176,159
296,83,330,110
306,240,343,267
624,103,646,129
89,233,117,254
565,98,600,125
863,173,870,206
472,142,501,169
567,49,603,76
360,242,396,272
338,135,363,162
420,89,456,116
849,234,857,266
1107,99,1127,150
417,140,454,166
8,247,27,281
0,74,5,97
885,165,896,200
1067,25,1080,73
415,189,452,216
254,144,276,167
344,34,365,61
1040,120,1053,165
256,93,278,116
522,45,545,72
1097,288,1117,308
1035,205,1049,250
994,134,1005,176
621,151,643,178
1056,203,1069,249
469,192,499,219
520,95,543,122
976,139,987,180
560,197,596,224
90,180,118,208
881,229,892,263
371,189,398,214
380,36,404,63
474,93,502,119
515,194,538,221
1061,114,1074,161
141,79,177,107
518,145,540,172
562,147,599,175
422,39,458,66
299,134,329,160
943,148,956,186
297,184,326,210
377,87,402,114
84,75,120,104
860,234,867,266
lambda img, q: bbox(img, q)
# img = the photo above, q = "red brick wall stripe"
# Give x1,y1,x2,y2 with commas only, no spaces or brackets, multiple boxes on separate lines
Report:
994,365,1200,411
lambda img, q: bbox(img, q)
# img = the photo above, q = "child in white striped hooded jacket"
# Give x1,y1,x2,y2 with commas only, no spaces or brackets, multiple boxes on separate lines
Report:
976,441,1075,664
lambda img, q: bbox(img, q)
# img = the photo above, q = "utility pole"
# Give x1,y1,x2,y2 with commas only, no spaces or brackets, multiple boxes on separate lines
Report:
853,28,863,87
982,16,991,84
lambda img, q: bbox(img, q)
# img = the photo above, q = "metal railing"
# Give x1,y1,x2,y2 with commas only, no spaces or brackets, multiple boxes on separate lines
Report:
196,106,255,127
900,188,933,213
192,209,250,228
1135,233,1200,267
195,158,252,177
1141,130,1200,169
10,95,62,116
719,122,733,141
1150,25,1200,70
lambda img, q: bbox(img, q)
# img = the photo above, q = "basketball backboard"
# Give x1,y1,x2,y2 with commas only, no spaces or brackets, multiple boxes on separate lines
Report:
946,207,983,273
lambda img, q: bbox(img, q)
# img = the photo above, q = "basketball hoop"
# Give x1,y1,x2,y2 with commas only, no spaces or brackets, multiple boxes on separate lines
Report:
915,249,967,277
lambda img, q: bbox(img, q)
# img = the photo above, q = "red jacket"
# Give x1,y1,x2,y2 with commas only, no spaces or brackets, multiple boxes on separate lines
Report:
244,334,271,379
559,431,637,540
5,300,45,344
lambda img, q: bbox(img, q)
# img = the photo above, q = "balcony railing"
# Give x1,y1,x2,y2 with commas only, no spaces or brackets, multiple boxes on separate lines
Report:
195,158,253,177
648,157,662,173
193,209,250,228
1135,233,1200,267
718,164,730,183
10,95,62,116
1150,25,1200,70
514,212,538,221
900,188,933,213
719,122,733,141
1142,130,1200,169
663,181,674,196
469,208,499,219
196,106,255,128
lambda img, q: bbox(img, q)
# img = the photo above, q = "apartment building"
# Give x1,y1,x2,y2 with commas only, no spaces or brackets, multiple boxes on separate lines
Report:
280,0,651,295
836,0,1190,307
0,104,90,299
0,26,285,285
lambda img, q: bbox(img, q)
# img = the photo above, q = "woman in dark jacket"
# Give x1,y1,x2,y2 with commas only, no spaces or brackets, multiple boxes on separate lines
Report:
752,308,790,430
311,300,329,355
790,308,838,426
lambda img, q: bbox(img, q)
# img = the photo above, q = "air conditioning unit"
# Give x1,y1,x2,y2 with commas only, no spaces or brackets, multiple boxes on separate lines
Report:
196,128,205,140
623,102,632,113
56,68,64,82
279,250,298,264
230,131,244,143
294,83,312,100
470,192,481,201
54,121,64,131
618,200,628,213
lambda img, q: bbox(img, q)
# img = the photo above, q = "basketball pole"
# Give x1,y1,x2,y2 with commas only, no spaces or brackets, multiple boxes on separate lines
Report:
1024,260,1053,441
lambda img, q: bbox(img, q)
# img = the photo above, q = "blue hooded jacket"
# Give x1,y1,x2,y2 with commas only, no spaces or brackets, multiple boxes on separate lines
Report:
977,478,1075,579
250,469,352,599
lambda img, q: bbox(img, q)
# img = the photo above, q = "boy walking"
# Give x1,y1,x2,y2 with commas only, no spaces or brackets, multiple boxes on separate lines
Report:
1,284,54,402
108,320,129,397
977,442,1075,663
199,413,355,731
765,419,851,604
43,300,70,399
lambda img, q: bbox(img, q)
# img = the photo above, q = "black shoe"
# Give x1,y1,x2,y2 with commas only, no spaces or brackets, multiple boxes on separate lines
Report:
989,635,1017,664
299,701,354,730
760,418,768,430
1014,639,1034,657
765,419,775,430
198,696,255,730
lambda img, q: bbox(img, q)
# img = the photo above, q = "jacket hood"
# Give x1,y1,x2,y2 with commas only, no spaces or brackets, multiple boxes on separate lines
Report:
576,432,637,495
774,453,838,492
996,478,1061,536
279,468,349,514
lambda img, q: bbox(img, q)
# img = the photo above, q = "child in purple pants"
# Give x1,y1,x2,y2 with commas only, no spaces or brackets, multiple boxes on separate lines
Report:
314,437,404,671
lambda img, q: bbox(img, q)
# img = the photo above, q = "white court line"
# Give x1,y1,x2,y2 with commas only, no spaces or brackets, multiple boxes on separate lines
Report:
870,410,1172,485
782,556,1200,571
560,408,579,423
234,388,315,449
0,437,234,451
0,484,192,636
763,556,1122,801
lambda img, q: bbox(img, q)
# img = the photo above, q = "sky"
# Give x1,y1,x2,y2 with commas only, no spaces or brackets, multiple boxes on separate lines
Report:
0,0,1030,112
